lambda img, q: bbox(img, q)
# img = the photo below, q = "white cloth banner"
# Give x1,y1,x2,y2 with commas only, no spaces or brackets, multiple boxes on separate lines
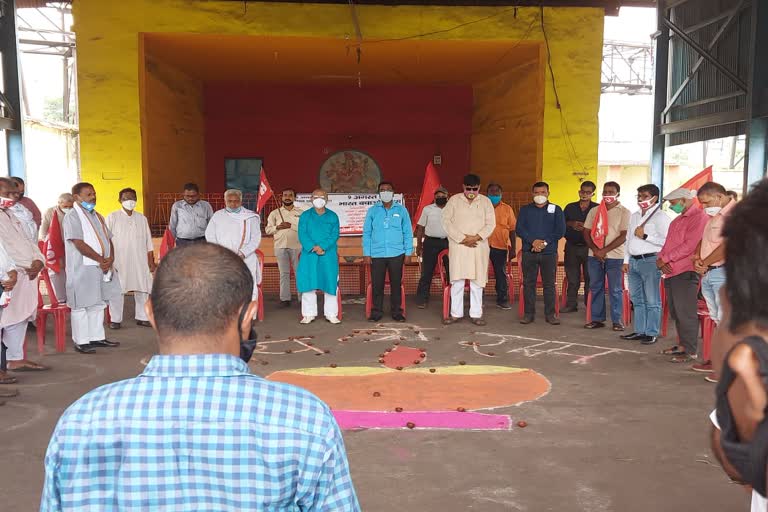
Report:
295,193,404,236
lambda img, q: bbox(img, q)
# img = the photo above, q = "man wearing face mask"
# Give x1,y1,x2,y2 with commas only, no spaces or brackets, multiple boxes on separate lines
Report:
63,182,123,354
40,243,360,511
363,181,413,322
516,182,565,325
265,189,304,307
106,188,156,329
415,187,449,309
620,184,671,345
441,174,496,326
486,183,516,310
6,180,37,242
10,176,41,230
205,189,261,303
297,189,341,324
39,193,74,303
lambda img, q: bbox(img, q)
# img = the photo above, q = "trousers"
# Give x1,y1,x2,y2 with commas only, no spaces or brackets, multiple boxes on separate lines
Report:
701,266,726,323
627,255,662,336
301,291,339,319
665,271,700,356
489,247,509,304
0,321,28,361
371,254,405,316
275,248,300,301
71,305,106,345
108,292,150,323
416,237,448,304
587,257,624,324
521,251,557,318
450,279,484,319
564,243,589,308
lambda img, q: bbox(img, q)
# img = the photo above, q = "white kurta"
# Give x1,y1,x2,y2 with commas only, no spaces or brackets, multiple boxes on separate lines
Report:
0,209,44,327
205,209,262,297
442,194,496,287
106,210,154,294
10,203,38,242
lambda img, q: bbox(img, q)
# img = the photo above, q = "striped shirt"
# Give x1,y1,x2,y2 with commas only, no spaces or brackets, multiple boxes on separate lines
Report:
41,353,360,511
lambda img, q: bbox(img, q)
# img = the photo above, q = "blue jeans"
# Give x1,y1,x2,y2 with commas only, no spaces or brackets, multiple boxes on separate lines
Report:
588,257,624,324
701,266,726,323
627,255,662,336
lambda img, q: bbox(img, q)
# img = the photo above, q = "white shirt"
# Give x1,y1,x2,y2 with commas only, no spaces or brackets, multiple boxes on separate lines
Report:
624,205,671,263
417,204,448,239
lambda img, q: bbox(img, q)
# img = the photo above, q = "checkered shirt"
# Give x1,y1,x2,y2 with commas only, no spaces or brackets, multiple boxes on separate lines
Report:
40,354,360,511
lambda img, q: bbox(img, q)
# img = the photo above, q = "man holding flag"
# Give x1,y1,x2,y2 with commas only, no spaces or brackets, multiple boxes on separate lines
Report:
266,188,303,307
413,162,445,309
584,181,630,331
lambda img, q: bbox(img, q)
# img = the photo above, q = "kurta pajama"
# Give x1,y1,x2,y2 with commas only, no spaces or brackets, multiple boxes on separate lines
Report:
297,209,340,318
205,209,262,300
106,210,154,323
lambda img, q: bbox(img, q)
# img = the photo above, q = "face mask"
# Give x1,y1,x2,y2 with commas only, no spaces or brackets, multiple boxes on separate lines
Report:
0,197,16,209
435,197,448,207
61,207,73,214
488,195,502,205
715,336,768,497
603,195,618,205
283,199,293,206
122,200,137,211
464,191,477,200
705,206,722,217
533,195,548,205
312,198,326,209
237,304,258,363
226,206,242,214
638,198,655,209
80,201,96,212
669,202,685,214
379,191,394,203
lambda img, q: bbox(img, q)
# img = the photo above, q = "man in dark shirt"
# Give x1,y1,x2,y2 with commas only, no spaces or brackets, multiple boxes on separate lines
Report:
516,181,566,325
562,181,598,313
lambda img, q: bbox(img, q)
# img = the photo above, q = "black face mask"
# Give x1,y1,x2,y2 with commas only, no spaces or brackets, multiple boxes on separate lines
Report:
716,336,768,497
283,200,293,206
237,304,258,363
435,197,448,207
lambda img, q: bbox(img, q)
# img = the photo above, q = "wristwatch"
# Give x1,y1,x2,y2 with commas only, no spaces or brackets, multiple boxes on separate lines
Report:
642,234,648,240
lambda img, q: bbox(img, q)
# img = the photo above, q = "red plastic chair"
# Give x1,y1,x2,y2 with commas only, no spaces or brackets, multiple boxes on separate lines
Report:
488,256,515,305
560,268,585,309
517,250,560,318
296,252,343,320
437,249,453,321
255,249,265,321
36,268,70,354
585,274,631,325
365,262,406,318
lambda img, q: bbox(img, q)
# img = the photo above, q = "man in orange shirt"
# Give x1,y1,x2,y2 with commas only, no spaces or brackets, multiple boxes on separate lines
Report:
486,183,516,310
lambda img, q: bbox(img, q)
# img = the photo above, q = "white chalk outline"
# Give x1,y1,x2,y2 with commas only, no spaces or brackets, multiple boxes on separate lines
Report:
255,336,327,355
340,322,435,343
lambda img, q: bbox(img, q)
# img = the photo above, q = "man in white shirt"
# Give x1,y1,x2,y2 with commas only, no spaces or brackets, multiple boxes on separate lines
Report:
414,187,449,308
265,188,303,307
620,184,671,345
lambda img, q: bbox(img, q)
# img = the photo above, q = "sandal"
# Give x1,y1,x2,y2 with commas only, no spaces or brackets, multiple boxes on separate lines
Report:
9,362,49,372
670,354,694,363
661,346,685,356
0,373,18,385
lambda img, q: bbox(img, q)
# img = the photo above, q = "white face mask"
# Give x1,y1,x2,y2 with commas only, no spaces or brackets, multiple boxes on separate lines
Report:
704,206,722,217
379,191,394,203
312,197,327,209
122,200,137,211
533,195,548,205
61,207,73,213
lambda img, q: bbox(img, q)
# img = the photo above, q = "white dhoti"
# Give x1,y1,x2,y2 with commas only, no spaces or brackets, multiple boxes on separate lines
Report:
71,305,106,346
301,291,338,319
450,279,484,319
1,321,29,361
108,292,149,323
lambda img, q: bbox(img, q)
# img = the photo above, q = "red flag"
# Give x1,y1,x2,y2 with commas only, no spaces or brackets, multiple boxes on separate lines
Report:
159,228,175,260
413,161,441,230
256,167,274,213
591,201,609,249
44,211,64,273
678,166,713,208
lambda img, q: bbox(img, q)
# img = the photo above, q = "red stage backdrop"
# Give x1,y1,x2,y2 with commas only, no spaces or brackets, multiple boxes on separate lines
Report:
204,83,473,195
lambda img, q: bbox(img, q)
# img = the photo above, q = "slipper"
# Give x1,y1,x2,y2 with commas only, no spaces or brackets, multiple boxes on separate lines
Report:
661,346,685,356
0,375,18,385
669,355,694,363
9,363,49,372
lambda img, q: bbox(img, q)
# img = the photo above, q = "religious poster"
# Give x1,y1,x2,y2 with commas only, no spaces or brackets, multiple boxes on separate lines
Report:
295,193,404,236
319,150,381,193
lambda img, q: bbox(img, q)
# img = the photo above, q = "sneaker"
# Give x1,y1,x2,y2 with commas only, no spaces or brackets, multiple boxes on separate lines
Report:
280,300,291,308
326,316,341,324
545,316,561,325
300,316,315,324
519,316,534,325
368,313,383,322
496,301,512,310
561,305,578,314
705,375,718,384
392,313,406,322
692,361,713,373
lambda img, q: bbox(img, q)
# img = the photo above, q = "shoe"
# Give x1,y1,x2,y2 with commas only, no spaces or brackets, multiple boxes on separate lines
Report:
74,343,96,354
640,336,658,345
326,316,341,324
692,361,713,373
136,320,151,327
368,314,383,322
280,300,291,308
416,303,427,309
561,306,578,314
109,322,121,330
612,323,625,332
496,301,512,310
546,316,560,325
91,339,120,347
584,321,605,329
392,313,406,322
705,375,719,383
620,332,645,341
471,317,486,326
519,316,534,325
443,316,461,325
300,316,316,324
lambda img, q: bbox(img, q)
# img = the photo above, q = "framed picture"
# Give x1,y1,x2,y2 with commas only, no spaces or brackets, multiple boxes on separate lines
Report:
319,150,381,193
225,158,263,194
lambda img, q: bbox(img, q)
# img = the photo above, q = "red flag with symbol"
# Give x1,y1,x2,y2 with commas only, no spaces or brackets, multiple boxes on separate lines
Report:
678,166,713,208
413,161,441,230
256,167,274,213
591,200,609,249
159,228,175,260
44,211,65,273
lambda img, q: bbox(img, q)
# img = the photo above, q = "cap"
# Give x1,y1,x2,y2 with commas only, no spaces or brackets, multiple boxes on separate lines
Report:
663,187,696,201
434,186,448,194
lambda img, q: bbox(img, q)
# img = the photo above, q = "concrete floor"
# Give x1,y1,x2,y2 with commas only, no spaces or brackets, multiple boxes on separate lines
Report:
1,297,747,511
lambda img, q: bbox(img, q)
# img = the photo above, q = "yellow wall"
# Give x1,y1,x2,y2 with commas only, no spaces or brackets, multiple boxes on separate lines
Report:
73,1,603,210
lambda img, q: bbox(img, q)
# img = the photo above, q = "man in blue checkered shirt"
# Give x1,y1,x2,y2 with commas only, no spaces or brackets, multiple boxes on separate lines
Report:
40,243,360,511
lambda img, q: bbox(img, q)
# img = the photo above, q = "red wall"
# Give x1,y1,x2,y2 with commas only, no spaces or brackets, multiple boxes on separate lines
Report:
203,83,472,194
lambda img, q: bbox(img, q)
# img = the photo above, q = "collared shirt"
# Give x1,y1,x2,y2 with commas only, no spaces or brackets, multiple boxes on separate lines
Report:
417,203,448,238
362,201,414,258
623,206,672,263
584,203,631,259
169,199,213,240
265,205,304,250
41,353,360,512
700,199,737,266
658,205,708,277
0,209,43,268
488,201,517,251
563,200,598,246
515,202,565,256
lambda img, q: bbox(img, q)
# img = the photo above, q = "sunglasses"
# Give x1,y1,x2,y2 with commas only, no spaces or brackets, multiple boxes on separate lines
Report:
464,186,480,191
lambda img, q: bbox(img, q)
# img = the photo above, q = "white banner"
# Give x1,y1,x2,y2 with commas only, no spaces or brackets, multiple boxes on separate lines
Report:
295,193,404,236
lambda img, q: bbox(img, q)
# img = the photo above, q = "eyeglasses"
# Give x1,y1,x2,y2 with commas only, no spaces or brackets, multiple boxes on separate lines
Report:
464,186,480,191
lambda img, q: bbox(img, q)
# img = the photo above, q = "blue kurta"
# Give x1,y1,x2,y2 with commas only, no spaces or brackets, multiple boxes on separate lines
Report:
297,208,340,295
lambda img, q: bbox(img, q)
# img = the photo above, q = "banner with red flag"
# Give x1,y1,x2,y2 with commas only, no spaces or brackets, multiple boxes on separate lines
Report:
256,167,274,213
678,166,713,208
412,161,441,230
159,228,175,260
591,201,609,249
44,211,65,273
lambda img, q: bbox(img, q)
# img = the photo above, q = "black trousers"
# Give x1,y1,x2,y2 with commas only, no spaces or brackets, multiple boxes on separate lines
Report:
522,251,557,318
372,254,405,316
175,237,206,248
564,243,590,308
416,237,448,304
665,271,700,356
489,247,509,304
